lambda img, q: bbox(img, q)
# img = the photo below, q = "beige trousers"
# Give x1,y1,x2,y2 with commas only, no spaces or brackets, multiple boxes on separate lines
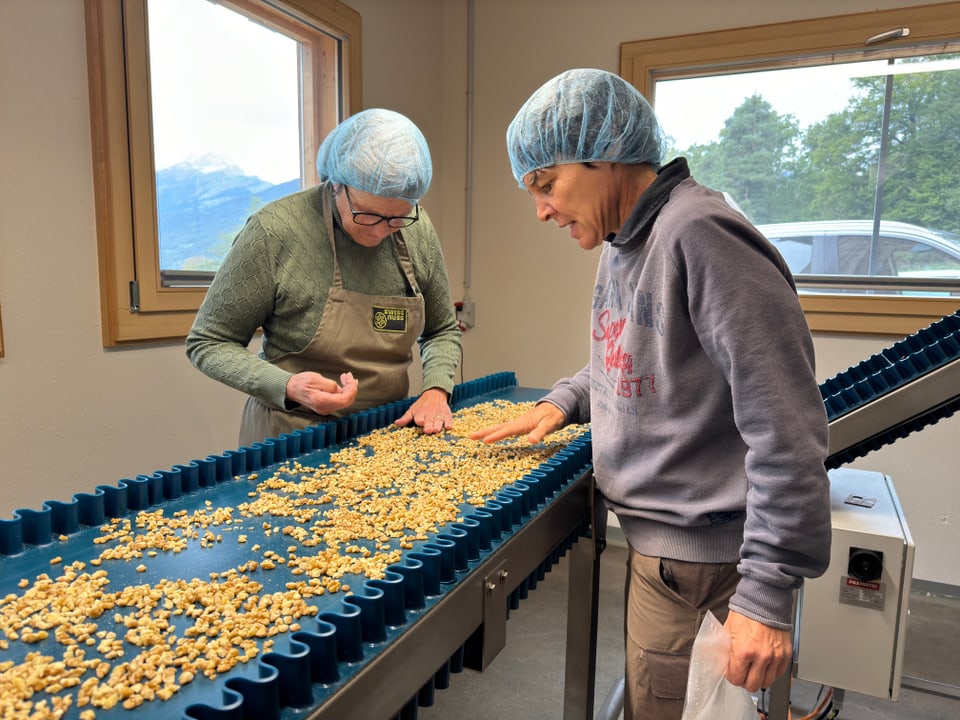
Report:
624,549,741,720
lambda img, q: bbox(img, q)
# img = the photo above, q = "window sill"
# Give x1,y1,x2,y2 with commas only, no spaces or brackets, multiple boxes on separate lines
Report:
800,295,959,336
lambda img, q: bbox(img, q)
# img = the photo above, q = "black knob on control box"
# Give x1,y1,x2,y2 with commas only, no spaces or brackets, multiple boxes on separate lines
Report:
848,547,883,582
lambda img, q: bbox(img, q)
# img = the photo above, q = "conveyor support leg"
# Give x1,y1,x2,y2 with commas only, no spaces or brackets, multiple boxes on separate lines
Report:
563,479,606,720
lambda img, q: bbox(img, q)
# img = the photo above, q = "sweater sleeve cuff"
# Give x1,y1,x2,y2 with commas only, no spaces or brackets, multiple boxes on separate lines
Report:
542,387,585,424
421,372,455,398
259,364,295,410
727,575,797,631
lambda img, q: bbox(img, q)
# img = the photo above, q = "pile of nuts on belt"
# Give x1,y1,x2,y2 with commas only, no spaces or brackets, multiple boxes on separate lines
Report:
0,400,584,719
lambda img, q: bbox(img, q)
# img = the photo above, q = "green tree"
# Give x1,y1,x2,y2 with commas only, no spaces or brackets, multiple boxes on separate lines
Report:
798,60,960,232
877,62,960,233
684,94,801,223
793,104,880,221
678,57,960,236
785,57,960,234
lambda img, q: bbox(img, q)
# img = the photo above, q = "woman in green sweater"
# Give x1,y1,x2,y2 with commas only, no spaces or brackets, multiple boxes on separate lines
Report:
186,109,462,446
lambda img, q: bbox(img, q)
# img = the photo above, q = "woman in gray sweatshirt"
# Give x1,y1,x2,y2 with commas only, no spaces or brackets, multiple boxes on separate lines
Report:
472,68,831,720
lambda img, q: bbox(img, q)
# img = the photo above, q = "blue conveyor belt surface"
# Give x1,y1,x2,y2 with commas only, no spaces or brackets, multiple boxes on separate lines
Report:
0,372,594,720
821,310,960,469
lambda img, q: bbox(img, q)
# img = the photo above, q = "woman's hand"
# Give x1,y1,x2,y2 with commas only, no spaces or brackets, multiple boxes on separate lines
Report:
285,371,358,415
470,402,566,445
395,387,453,434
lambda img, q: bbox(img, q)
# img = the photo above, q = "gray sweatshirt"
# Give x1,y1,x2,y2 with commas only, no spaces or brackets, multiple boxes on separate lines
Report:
544,158,831,629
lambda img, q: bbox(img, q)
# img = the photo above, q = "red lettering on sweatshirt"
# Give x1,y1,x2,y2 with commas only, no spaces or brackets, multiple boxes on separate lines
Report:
594,310,633,375
617,374,656,398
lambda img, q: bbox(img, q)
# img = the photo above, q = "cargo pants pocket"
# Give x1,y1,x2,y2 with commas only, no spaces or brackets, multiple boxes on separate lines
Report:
644,648,690,700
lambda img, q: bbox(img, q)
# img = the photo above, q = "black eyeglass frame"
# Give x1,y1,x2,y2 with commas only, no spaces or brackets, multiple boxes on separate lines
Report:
342,186,420,228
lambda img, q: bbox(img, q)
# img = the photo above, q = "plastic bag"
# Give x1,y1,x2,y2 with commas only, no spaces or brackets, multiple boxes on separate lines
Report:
680,611,758,720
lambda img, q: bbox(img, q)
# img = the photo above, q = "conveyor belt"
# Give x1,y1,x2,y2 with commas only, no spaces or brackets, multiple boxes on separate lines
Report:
0,372,601,720
10,311,954,720
757,315,960,720
823,310,960,469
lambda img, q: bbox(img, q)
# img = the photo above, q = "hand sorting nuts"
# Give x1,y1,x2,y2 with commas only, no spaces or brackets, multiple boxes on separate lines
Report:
0,400,585,719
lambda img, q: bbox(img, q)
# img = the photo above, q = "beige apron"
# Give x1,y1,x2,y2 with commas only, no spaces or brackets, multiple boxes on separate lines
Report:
239,188,426,446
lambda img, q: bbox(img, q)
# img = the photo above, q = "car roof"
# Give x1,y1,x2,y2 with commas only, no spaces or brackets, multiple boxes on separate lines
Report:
755,220,960,250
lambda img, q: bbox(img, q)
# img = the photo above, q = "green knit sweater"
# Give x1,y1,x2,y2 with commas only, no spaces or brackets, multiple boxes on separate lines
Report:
185,184,462,410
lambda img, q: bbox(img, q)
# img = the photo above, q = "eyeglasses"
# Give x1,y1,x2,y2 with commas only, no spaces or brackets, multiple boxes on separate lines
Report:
342,186,420,228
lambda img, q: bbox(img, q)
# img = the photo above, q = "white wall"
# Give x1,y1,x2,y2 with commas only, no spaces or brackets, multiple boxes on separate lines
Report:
0,0,249,510
1,0,956,585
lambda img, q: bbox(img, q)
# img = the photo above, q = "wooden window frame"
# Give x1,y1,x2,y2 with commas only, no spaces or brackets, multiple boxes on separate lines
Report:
84,0,362,346
620,1,960,336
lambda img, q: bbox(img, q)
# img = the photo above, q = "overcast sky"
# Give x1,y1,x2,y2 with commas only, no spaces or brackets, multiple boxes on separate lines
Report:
655,56,960,151
148,0,300,184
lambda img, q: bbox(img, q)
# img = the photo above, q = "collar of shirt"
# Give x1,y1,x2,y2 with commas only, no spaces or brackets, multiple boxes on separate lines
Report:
606,157,690,248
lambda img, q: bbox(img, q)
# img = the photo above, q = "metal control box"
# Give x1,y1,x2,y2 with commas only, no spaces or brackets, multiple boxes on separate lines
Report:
795,468,915,699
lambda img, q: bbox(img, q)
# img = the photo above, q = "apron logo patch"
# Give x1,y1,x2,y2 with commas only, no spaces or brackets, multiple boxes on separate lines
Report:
373,306,407,332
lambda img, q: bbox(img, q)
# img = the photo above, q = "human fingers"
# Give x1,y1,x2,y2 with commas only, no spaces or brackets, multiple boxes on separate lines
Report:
728,654,788,693
393,407,415,428
421,394,454,433
469,419,527,444
413,388,453,432
286,372,338,407
305,387,356,415
287,372,360,415
475,402,567,445
338,373,358,404
306,372,341,391
420,410,452,434
723,612,791,692
394,396,452,433
470,403,563,444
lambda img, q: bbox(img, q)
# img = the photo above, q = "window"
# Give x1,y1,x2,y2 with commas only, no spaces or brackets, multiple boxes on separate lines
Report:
620,2,960,335
759,221,960,293
149,0,303,283
84,0,361,345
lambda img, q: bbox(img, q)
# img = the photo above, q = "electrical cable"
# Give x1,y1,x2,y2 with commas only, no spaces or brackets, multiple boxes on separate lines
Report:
789,681,836,720
757,688,769,718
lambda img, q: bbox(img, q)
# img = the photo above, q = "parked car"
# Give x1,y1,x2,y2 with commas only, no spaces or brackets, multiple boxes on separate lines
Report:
755,220,960,283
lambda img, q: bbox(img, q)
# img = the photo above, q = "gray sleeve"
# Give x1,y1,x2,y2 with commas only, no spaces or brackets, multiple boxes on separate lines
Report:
542,364,592,424
681,210,831,628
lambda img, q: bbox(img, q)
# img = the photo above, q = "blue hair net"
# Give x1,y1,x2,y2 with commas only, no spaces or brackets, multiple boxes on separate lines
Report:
316,108,432,203
506,69,665,185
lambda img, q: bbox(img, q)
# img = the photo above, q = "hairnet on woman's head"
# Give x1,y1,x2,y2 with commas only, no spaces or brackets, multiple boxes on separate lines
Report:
316,108,432,203
506,68,665,185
